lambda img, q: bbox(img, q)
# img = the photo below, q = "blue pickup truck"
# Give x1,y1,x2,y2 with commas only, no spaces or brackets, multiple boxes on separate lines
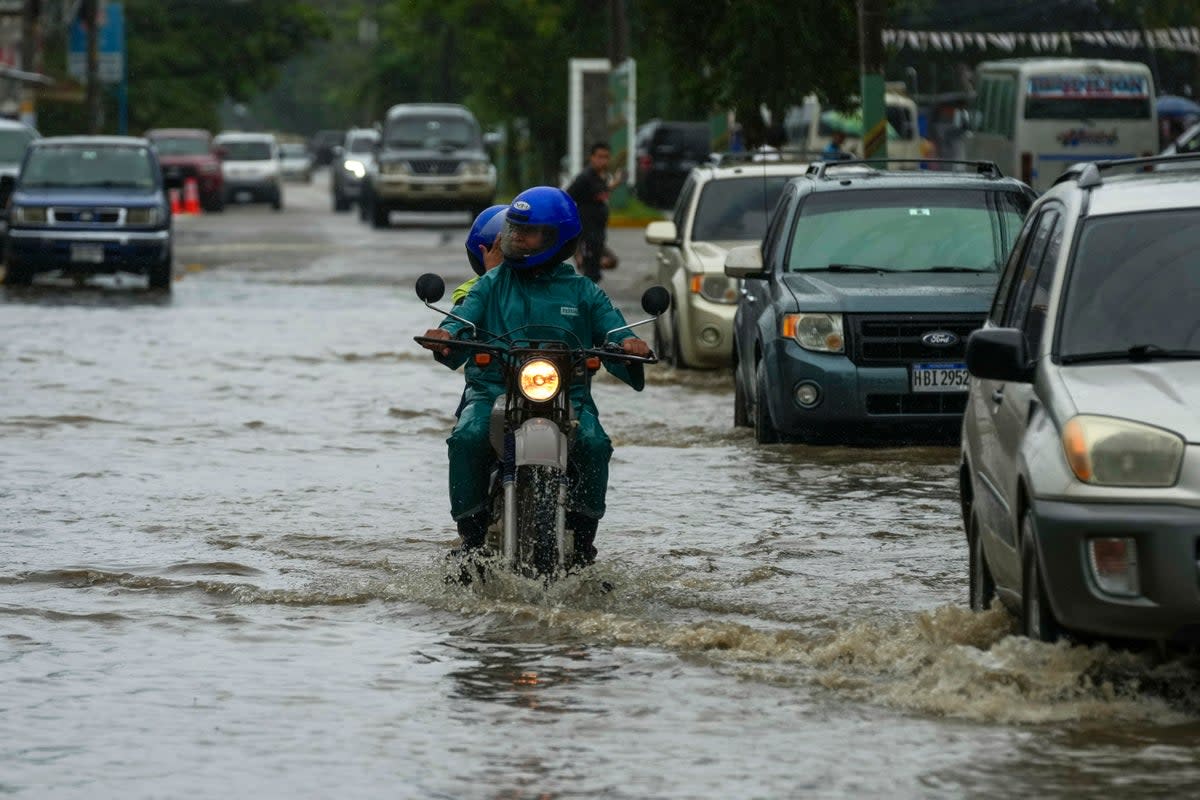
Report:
4,136,173,290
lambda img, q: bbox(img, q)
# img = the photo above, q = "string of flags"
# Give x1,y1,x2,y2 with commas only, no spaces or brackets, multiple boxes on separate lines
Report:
883,28,1200,54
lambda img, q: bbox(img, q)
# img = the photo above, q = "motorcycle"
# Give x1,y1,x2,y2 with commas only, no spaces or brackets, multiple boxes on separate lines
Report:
414,273,670,578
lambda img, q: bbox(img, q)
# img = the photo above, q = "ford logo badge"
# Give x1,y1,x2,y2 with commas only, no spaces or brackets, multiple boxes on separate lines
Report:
922,331,959,348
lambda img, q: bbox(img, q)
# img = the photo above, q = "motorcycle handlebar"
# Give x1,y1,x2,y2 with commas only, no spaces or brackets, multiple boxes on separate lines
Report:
413,336,504,354
585,346,658,366
414,336,657,365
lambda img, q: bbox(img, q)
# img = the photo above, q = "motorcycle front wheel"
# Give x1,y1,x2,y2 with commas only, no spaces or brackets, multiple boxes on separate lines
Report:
515,464,565,577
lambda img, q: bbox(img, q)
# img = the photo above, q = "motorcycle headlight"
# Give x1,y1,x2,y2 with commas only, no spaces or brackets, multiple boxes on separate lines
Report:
125,207,160,226
518,358,561,402
690,273,738,304
13,205,47,224
344,159,366,179
1062,415,1185,487
781,313,844,353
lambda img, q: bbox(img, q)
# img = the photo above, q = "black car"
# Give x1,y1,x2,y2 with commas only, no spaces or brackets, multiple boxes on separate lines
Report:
635,120,711,209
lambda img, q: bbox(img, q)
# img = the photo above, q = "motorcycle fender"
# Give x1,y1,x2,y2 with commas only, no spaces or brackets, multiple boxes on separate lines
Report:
513,417,568,470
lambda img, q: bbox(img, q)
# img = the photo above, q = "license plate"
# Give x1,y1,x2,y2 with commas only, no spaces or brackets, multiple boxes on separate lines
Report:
69,244,104,264
911,363,969,393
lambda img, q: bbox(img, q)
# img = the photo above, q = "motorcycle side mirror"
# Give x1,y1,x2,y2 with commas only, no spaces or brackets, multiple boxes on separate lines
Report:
415,273,446,304
641,286,671,316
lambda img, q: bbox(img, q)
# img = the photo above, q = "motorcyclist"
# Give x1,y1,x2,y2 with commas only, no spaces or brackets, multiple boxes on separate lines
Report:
420,186,651,566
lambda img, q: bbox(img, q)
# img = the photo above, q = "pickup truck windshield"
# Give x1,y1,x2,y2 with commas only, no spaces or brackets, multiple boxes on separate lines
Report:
152,137,210,157
786,188,1028,272
0,129,35,162
348,136,376,154
692,176,791,242
385,117,478,149
1059,209,1200,359
22,146,156,189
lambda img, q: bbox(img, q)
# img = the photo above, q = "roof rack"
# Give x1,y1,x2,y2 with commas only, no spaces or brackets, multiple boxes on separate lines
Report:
805,158,1003,180
1053,152,1200,189
707,149,835,167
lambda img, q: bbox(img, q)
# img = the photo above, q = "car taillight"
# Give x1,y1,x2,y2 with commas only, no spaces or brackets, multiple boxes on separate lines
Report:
1020,151,1033,185
638,155,652,172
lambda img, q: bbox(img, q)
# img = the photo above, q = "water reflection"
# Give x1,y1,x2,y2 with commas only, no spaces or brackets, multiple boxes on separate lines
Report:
2,282,172,307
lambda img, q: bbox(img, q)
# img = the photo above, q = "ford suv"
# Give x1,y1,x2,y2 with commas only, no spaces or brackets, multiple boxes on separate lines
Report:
726,159,1034,443
364,103,495,228
961,155,1200,644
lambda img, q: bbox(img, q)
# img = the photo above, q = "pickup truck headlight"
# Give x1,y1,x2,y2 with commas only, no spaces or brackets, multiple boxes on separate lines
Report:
782,313,844,353
12,205,47,224
459,161,492,177
126,207,161,226
689,273,737,304
1062,415,1185,487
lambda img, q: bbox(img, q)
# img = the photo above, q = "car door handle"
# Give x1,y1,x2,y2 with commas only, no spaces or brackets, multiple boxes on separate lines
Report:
991,387,1005,404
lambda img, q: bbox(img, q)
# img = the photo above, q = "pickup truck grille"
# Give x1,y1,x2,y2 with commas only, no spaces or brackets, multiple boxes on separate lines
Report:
847,314,985,367
408,159,459,176
867,393,968,415
52,207,122,224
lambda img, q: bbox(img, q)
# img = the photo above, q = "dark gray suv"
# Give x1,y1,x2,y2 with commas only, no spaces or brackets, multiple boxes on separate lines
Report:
363,103,496,229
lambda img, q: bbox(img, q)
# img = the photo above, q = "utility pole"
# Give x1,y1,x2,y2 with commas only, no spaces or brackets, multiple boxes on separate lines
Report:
20,0,40,127
607,0,632,207
84,0,100,134
858,0,887,161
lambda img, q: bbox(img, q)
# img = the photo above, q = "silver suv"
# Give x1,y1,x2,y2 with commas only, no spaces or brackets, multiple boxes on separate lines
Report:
960,155,1200,645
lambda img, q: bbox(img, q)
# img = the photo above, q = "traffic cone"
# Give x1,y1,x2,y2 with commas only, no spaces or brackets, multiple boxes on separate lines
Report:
182,178,201,215
168,188,182,215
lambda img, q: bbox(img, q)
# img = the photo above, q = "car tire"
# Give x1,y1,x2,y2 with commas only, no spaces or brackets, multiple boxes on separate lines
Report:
753,360,781,444
670,310,687,369
733,362,751,428
3,257,33,287
968,511,996,612
371,201,390,229
1021,510,1061,642
271,190,283,212
333,190,351,213
148,248,173,291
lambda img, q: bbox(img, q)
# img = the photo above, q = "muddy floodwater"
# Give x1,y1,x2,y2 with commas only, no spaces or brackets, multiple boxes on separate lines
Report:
3,181,1199,799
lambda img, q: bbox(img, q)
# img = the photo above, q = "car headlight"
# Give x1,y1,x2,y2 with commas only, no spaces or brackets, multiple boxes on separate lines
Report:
12,205,47,224
126,207,161,226
689,273,738,304
382,161,410,176
518,358,561,402
459,161,491,177
344,159,366,179
1062,415,1185,487
781,313,844,353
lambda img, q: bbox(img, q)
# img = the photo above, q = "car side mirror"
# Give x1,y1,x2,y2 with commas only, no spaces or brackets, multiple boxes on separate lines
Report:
966,328,1034,383
724,245,766,279
644,220,678,245
415,273,446,304
641,286,671,316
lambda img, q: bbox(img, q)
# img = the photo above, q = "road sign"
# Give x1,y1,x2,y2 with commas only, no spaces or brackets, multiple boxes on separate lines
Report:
68,2,125,85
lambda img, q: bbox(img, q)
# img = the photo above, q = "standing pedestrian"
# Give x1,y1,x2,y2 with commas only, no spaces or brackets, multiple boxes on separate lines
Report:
566,142,617,283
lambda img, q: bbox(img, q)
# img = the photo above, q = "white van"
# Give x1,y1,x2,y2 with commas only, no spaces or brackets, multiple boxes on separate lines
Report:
214,131,283,210
965,59,1157,192
784,90,923,160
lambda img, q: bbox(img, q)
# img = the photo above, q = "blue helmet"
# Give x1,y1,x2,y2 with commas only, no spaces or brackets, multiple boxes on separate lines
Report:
465,204,508,276
500,186,582,269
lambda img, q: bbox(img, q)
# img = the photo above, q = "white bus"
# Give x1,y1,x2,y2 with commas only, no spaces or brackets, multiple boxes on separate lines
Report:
784,89,923,160
965,59,1157,192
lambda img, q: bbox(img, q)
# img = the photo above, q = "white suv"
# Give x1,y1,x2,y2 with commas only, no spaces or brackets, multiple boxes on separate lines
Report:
961,154,1200,645
214,131,282,210
644,155,814,369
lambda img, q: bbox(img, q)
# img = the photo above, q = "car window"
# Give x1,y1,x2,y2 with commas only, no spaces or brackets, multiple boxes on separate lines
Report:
989,207,1040,324
1058,208,1200,358
1004,208,1059,331
279,144,307,157
347,136,376,154
152,137,209,157
385,116,478,149
220,141,272,160
1006,210,1063,355
762,185,794,266
691,176,792,242
1176,127,1200,154
785,188,1030,272
672,175,696,233
22,145,156,189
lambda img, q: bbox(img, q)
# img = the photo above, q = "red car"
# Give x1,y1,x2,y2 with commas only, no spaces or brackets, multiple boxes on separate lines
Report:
145,128,224,211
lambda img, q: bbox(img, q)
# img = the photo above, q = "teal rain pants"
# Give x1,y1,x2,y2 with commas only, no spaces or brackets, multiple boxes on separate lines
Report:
447,399,614,521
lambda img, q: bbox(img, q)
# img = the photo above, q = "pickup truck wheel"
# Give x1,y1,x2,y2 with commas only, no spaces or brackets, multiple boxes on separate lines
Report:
148,249,173,291
968,512,996,612
1021,511,1061,642
733,364,751,428
371,201,390,229
753,361,781,444
333,190,351,212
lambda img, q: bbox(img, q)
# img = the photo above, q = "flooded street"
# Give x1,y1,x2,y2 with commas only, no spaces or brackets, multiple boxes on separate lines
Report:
3,176,1199,799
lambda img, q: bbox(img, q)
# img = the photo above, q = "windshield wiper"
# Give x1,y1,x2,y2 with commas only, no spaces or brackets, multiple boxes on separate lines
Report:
908,266,991,273
1061,344,1200,364
800,264,898,273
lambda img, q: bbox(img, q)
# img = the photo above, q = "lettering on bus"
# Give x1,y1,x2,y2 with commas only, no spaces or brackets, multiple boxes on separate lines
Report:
1056,128,1120,147
1028,75,1149,99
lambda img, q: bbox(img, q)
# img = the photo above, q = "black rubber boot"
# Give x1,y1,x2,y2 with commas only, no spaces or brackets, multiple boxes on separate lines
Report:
567,512,599,568
456,512,488,552
446,513,489,586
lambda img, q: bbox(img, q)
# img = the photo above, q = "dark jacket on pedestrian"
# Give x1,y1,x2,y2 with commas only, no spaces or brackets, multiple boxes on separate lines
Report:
566,166,610,237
